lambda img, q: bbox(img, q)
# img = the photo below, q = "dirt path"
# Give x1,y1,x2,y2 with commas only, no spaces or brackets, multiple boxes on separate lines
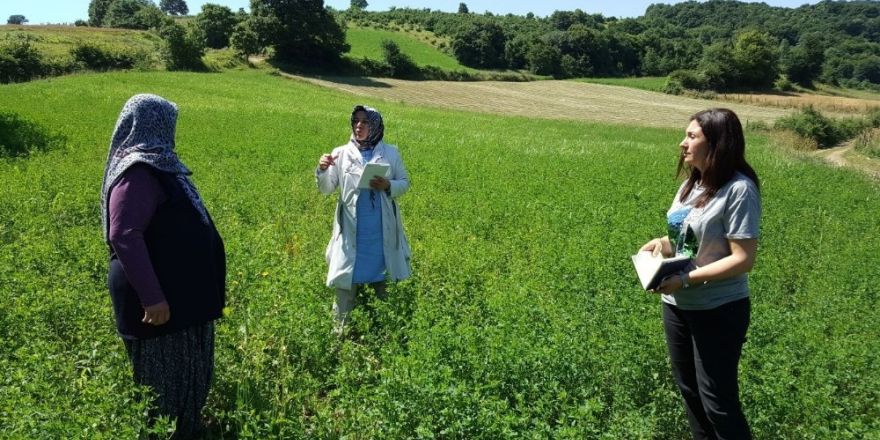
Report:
818,142,854,167
285,74,792,128
813,141,880,180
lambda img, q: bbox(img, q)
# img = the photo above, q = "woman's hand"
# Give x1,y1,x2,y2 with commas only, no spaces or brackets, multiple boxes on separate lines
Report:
370,175,390,191
318,154,337,171
654,273,685,294
142,301,170,326
640,236,672,257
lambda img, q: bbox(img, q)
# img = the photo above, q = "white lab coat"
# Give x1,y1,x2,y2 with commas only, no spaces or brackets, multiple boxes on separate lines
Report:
316,141,412,289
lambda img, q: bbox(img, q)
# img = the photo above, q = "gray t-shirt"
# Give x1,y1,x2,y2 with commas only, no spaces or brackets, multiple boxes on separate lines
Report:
662,172,761,310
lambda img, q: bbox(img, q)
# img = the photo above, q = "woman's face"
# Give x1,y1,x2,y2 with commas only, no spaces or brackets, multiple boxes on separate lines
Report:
353,110,370,141
680,120,709,172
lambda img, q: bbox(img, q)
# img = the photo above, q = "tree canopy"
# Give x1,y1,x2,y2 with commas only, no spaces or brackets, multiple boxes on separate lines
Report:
7,15,27,25
160,0,189,16
249,0,349,63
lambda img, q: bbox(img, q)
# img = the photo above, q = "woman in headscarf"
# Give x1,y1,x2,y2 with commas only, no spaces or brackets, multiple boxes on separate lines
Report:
316,105,412,335
101,94,225,437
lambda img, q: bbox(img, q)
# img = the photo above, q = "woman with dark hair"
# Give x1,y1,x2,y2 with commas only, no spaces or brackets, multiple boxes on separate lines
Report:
102,94,225,437
640,108,760,439
316,104,411,335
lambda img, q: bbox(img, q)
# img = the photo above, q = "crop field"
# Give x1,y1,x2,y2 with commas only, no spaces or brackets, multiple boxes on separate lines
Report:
1,69,878,438
719,90,880,114
345,26,472,72
293,74,795,128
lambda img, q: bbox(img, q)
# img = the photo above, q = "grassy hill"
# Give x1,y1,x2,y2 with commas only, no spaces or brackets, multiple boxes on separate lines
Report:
1,69,878,438
0,25,161,60
345,25,475,72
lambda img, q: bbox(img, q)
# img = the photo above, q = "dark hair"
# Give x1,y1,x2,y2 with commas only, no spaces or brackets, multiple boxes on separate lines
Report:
677,108,760,207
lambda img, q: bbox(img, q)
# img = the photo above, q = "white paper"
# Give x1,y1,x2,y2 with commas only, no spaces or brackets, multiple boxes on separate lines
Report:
357,163,391,189
631,251,691,290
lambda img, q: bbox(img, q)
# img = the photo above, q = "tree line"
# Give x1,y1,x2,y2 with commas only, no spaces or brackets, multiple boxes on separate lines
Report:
349,0,880,90
9,0,878,91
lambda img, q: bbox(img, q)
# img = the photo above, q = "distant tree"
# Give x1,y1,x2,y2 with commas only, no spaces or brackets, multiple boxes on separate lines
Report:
74,19,89,27
249,0,349,63
458,3,469,14
854,55,880,84
160,0,189,16
7,15,27,25
350,0,368,11
527,39,561,76
105,0,157,29
230,18,263,58
451,20,506,68
731,30,779,88
88,0,115,26
504,34,533,69
136,4,173,29
195,4,237,48
159,21,205,70
381,39,418,77
783,33,825,86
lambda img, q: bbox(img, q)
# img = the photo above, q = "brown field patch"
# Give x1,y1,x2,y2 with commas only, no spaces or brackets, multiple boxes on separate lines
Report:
288,75,794,128
719,91,880,114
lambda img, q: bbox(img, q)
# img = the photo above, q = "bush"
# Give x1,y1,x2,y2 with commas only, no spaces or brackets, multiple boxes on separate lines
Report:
74,19,89,27
381,39,418,78
775,107,841,148
70,43,143,71
159,22,206,71
0,111,64,158
773,75,794,92
668,69,708,90
775,106,869,149
661,79,684,95
0,35,46,83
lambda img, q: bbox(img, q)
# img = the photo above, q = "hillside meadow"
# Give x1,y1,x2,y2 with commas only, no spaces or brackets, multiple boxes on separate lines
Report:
345,25,472,73
0,69,878,438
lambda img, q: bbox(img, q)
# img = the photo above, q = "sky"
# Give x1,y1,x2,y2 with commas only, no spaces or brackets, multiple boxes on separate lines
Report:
3,0,819,25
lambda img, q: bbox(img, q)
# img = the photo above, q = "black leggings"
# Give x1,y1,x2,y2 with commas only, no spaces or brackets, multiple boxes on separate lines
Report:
663,298,751,440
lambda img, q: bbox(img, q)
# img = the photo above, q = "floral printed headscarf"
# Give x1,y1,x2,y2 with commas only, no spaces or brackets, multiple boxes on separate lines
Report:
100,94,209,241
350,105,384,150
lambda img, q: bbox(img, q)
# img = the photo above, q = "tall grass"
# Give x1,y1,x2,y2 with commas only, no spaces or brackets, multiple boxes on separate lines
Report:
0,70,878,438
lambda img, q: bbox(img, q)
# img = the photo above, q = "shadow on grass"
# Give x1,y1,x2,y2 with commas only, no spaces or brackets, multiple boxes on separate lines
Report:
0,111,65,158
311,75,393,88
267,57,392,88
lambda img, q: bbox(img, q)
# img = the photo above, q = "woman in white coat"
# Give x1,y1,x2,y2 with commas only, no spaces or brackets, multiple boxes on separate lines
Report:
316,105,412,333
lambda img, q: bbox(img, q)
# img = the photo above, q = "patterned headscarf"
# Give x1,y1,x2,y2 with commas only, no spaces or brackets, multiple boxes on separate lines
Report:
350,105,384,150
100,94,209,242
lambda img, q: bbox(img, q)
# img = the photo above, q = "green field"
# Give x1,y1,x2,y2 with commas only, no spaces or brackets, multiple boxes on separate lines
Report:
345,25,475,72
1,69,878,438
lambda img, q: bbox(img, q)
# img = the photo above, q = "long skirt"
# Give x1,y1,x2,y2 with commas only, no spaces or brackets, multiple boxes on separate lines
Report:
123,321,215,439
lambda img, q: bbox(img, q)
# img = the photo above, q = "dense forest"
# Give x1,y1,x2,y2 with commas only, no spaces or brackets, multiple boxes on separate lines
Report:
343,0,880,90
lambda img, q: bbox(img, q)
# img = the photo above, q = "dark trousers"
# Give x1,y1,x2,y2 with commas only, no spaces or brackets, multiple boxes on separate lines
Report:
663,298,751,440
